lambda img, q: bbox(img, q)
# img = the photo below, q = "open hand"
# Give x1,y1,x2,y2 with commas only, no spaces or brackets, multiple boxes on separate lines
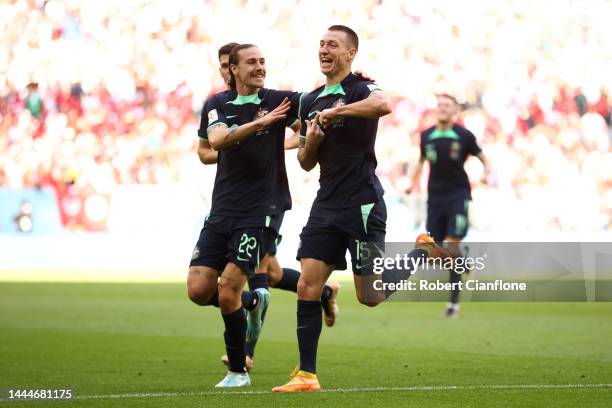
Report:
354,70,375,82
257,97,291,128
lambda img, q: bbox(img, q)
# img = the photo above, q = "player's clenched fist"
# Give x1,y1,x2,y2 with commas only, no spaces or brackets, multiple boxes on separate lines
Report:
305,113,325,146
317,108,339,128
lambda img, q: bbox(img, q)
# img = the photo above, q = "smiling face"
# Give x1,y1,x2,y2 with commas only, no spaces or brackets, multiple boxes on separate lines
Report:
436,95,459,124
319,30,356,77
230,46,266,90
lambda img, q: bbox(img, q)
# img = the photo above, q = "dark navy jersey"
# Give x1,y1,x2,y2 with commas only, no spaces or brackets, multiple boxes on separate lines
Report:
299,73,384,209
420,124,482,200
198,88,300,216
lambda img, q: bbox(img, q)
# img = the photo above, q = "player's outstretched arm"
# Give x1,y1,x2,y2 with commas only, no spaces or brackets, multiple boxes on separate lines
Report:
406,156,425,194
284,121,301,150
297,114,324,171
477,152,491,184
197,139,218,164
318,90,392,128
208,97,291,151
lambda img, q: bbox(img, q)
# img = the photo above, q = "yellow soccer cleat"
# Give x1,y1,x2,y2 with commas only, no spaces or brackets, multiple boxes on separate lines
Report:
272,368,321,392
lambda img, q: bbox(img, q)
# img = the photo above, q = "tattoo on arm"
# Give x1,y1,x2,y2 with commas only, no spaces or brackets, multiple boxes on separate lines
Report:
224,126,237,142
299,136,306,148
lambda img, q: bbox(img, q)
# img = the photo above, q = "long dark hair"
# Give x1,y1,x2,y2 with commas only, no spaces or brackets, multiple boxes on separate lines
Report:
228,44,256,90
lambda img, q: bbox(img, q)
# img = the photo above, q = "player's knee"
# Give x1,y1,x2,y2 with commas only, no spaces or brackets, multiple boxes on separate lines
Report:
267,266,282,287
297,277,323,300
217,286,240,310
296,277,313,295
186,281,214,306
186,267,217,305
356,293,383,308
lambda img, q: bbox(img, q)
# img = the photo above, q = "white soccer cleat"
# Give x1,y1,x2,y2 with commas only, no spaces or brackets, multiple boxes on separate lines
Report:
221,354,253,372
214,371,251,388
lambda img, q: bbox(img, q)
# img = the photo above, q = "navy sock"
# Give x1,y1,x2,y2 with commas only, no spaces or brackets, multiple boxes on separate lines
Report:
297,300,322,374
381,249,428,298
250,273,269,291
221,307,247,373
276,268,300,292
245,340,255,358
241,291,258,311
320,285,332,314
206,290,219,307
450,270,461,304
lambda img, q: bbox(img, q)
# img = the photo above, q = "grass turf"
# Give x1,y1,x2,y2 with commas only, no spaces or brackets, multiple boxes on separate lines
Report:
0,282,611,407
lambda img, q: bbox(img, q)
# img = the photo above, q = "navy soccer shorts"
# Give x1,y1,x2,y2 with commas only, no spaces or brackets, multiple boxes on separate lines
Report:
190,213,283,277
296,201,386,275
426,193,469,243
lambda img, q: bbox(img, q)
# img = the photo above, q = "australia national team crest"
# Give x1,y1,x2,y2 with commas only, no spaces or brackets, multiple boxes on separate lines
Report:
254,107,270,135
331,98,346,128
450,141,461,160
254,107,269,120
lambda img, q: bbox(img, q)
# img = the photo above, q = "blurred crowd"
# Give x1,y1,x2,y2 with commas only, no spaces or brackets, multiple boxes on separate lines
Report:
0,0,610,231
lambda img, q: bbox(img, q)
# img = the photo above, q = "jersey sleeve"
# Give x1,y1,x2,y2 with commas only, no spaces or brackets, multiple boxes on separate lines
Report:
354,81,382,101
197,95,227,140
268,90,301,129
299,93,310,137
466,129,482,156
197,102,208,140
419,132,426,158
286,91,301,128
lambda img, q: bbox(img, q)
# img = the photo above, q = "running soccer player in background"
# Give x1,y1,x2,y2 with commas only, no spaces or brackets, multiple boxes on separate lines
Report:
406,94,490,318
273,25,452,392
194,43,341,374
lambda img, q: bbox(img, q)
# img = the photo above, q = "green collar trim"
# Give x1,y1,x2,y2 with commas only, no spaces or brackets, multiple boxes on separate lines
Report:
316,83,346,99
429,128,459,141
227,93,262,105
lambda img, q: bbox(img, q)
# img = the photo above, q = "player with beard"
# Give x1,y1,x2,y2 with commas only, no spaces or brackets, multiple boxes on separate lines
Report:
192,43,341,374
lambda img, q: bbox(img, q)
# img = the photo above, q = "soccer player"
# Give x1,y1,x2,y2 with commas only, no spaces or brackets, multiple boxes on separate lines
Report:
406,93,490,318
196,42,239,165
272,25,452,392
194,43,341,373
188,43,302,387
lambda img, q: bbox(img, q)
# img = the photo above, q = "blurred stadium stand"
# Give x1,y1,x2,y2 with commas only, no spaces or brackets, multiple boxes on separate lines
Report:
0,0,610,277
0,187,62,232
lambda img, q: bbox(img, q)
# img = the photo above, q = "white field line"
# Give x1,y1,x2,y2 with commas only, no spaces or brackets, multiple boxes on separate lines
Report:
69,383,611,400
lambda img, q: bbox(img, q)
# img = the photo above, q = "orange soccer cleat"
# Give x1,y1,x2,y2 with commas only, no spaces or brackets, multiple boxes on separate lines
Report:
415,233,453,262
272,368,321,392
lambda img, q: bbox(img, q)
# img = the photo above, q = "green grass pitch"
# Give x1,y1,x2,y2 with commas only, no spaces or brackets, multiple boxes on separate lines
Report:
1,282,611,407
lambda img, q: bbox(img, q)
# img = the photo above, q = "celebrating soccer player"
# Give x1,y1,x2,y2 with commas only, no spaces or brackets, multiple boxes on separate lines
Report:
188,43,302,387
272,25,451,392
191,43,341,375
406,93,490,317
